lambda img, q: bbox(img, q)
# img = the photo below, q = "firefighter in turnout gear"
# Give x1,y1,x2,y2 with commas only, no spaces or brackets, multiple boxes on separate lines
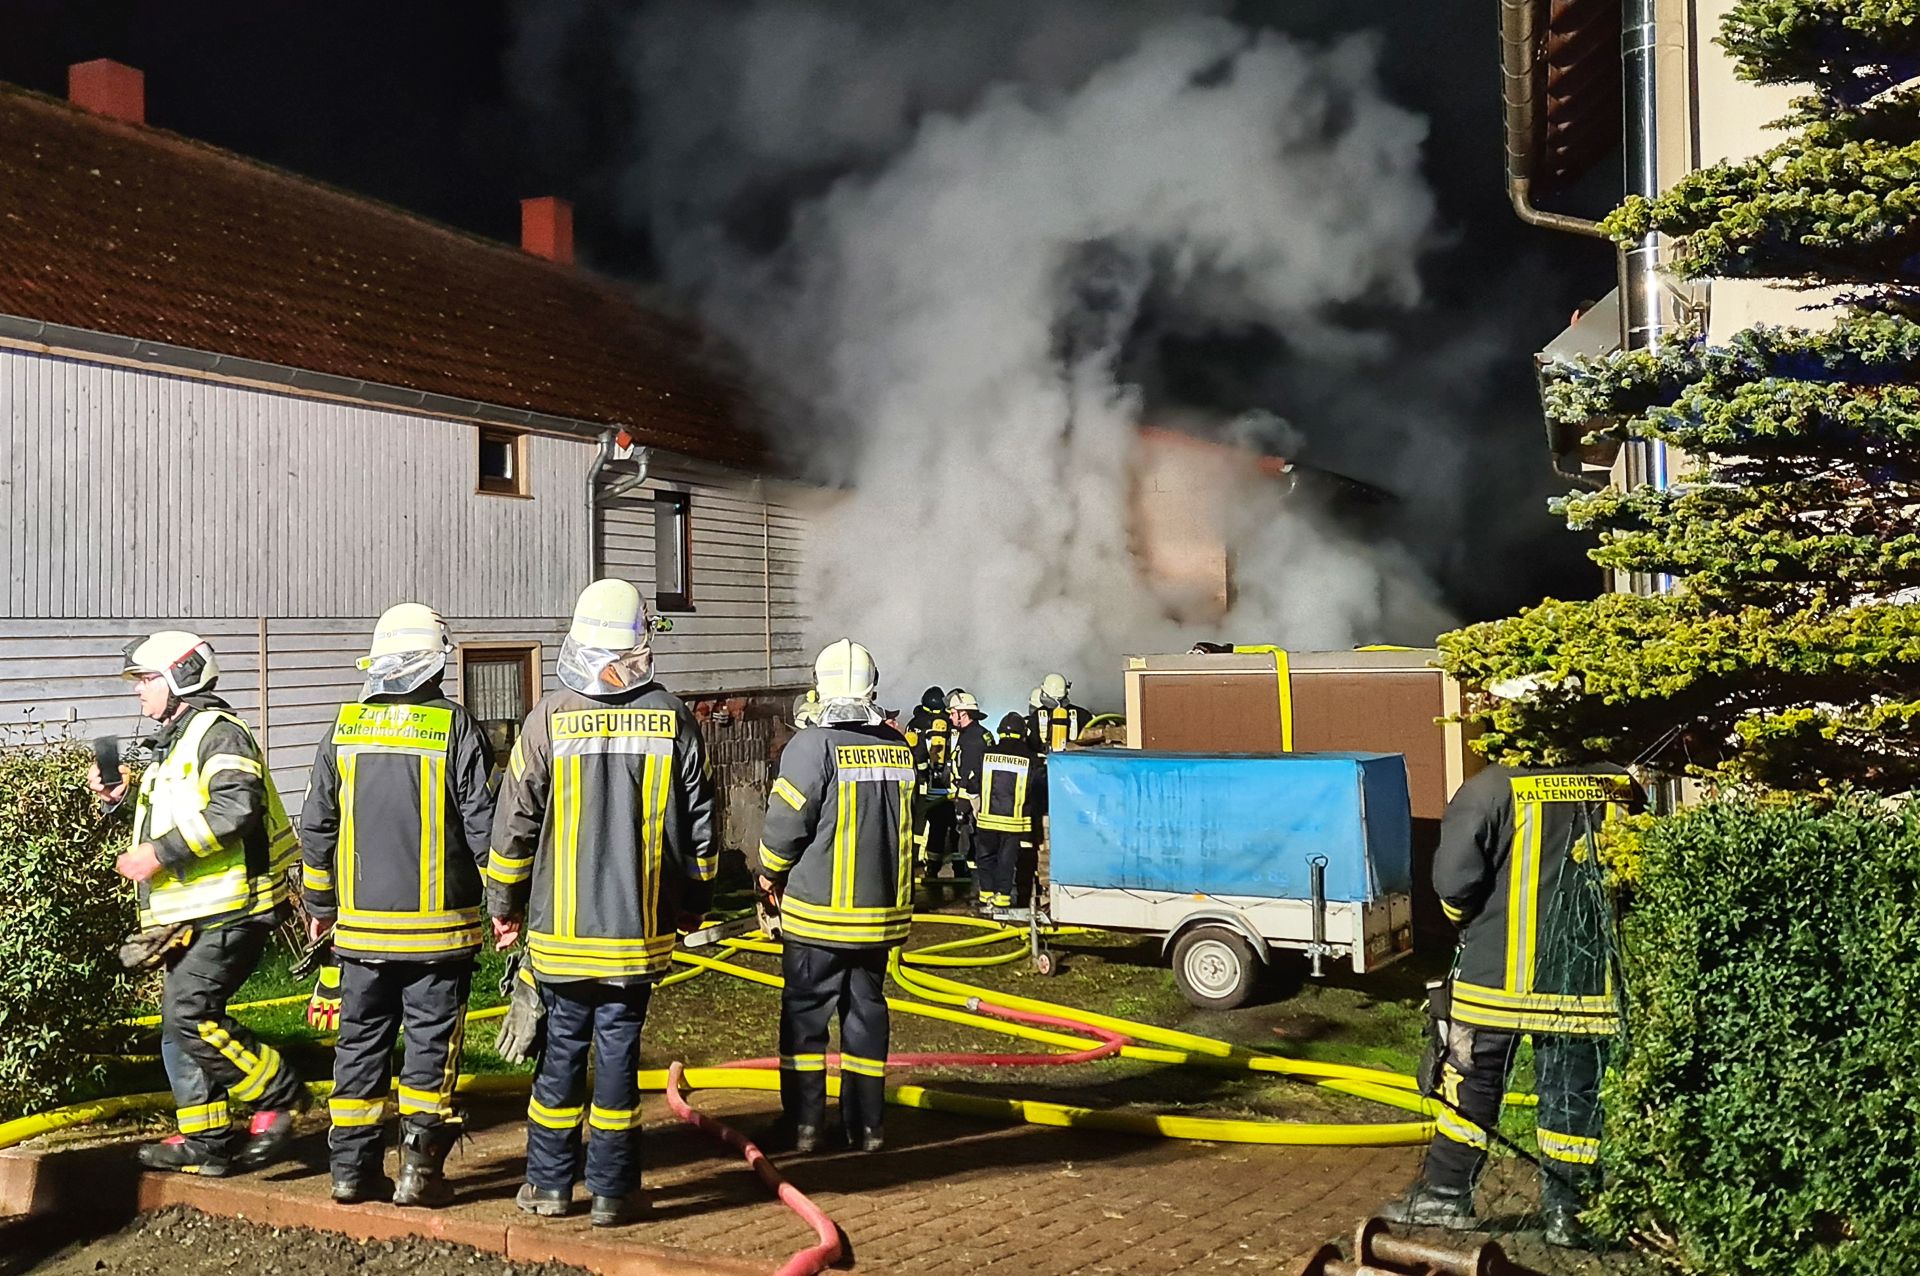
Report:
487,580,716,1227
974,714,1045,912
1381,752,1637,1249
947,690,993,890
88,632,308,1176
757,639,913,1154
903,687,956,876
1029,673,1087,754
300,605,496,1206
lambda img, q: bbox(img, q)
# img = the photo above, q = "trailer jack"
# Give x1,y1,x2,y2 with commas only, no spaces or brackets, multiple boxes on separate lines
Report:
1296,1218,1545,1276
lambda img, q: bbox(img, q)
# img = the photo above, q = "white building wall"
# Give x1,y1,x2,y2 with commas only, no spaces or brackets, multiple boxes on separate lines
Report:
0,346,810,814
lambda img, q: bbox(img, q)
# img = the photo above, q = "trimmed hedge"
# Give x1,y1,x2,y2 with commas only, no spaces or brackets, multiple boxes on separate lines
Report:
1597,797,1920,1273
0,743,137,1120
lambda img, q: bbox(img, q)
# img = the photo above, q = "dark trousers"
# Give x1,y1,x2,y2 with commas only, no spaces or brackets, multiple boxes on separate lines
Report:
1423,1025,1609,1211
525,980,652,1198
327,957,473,1172
973,829,1033,907
916,797,956,873
779,941,890,1137
161,915,306,1154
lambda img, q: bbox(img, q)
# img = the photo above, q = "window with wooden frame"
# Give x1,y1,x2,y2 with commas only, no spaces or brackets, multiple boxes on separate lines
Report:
653,490,693,612
460,643,539,768
477,427,529,497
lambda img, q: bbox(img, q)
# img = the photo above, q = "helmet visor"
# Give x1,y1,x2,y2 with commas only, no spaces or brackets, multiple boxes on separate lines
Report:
357,649,447,701
557,636,655,697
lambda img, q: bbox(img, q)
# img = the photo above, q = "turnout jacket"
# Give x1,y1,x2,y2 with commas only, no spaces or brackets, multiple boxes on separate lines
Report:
759,722,916,949
904,707,954,800
486,684,716,983
1029,701,1087,753
951,720,994,807
300,689,495,961
132,695,297,929
1434,764,1637,1036
977,737,1045,835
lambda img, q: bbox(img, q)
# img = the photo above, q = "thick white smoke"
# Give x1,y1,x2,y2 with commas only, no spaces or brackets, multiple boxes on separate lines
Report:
513,4,1461,711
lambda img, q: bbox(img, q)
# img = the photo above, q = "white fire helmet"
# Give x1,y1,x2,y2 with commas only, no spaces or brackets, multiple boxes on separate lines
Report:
947,690,983,717
122,631,220,697
792,689,822,729
558,578,656,696
1041,672,1069,703
358,603,451,700
814,639,878,702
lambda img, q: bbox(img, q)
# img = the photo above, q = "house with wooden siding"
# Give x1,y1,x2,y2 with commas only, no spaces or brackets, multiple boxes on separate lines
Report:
0,60,812,845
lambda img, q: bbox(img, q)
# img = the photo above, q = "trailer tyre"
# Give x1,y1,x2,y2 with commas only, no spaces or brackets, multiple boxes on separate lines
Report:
1171,925,1261,1010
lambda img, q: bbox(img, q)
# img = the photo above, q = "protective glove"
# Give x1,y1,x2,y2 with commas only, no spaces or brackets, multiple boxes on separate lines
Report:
116,923,193,971
306,963,343,1032
492,950,546,1065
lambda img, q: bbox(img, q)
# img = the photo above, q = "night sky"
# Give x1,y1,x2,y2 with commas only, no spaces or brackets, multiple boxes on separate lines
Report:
2,0,1622,619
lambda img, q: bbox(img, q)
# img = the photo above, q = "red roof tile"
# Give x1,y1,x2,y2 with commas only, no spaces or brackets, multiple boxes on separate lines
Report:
0,85,765,467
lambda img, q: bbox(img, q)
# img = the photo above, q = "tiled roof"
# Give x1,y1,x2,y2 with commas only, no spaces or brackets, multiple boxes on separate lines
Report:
0,85,764,466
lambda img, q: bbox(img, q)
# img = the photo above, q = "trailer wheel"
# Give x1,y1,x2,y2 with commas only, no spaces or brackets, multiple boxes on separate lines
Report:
1171,925,1260,1010
1032,950,1057,977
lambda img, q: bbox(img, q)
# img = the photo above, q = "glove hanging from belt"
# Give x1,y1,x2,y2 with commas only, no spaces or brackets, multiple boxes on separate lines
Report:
116,923,193,971
492,949,546,1065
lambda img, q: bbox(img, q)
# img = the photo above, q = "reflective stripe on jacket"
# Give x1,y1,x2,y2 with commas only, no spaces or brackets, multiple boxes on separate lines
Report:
1434,766,1637,1036
135,705,295,927
977,740,1045,834
485,686,716,983
759,724,915,949
300,697,495,960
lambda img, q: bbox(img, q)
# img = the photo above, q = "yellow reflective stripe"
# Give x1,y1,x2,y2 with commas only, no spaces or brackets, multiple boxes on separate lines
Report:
486,848,533,884
200,753,264,781
508,736,528,782
896,779,914,910
1450,1000,1618,1035
1537,1128,1600,1164
759,842,795,873
562,755,584,936
334,928,485,955
780,915,910,944
780,1054,827,1072
1435,1109,1487,1148
329,1097,388,1127
841,1054,887,1078
303,863,334,891
530,932,678,954
772,777,807,811
418,754,445,913
197,1023,284,1104
589,1104,640,1131
339,753,358,910
779,896,911,921
398,1084,455,1117
1506,799,1542,993
1452,981,1615,1014
176,1100,230,1134
1440,899,1468,924
528,1097,583,1130
833,780,855,910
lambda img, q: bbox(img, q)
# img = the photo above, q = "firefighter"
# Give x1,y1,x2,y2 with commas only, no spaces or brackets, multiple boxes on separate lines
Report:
973,713,1046,913
486,580,715,1227
903,687,956,876
947,690,993,893
1380,748,1637,1248
1028,673,1087,754
756,639,913,1154
300,605,495,1206
87,632,308,1175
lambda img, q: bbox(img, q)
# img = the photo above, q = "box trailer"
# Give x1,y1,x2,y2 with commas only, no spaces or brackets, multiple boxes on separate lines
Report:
1041,749,1415,1009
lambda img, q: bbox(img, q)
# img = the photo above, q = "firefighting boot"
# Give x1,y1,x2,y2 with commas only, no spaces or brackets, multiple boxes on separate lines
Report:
390,1122,458,1208
1377,1181,1477,1230
330,1158,394,1204
137,1135,232,1177
236,1089,312,1170
590,1189,648,1228
515,1182,573,1217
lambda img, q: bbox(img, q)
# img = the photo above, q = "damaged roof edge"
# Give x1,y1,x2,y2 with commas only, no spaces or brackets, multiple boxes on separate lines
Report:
0,310,765,474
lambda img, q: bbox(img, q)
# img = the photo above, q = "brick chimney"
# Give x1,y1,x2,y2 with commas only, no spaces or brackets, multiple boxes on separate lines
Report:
520,197,574,265
68,59,146,124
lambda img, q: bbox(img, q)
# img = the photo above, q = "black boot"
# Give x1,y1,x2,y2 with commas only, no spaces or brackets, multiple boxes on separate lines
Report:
330,1160,394,1204
847,1125,885,1153
515,1182,572,1217
765,1116,823,1154
590,1189,647,1228
137,1136,232,1177
391,1122,457,1208
235,1089,312,1170
1543,1203,1598,1250
1377,1181,1476,1230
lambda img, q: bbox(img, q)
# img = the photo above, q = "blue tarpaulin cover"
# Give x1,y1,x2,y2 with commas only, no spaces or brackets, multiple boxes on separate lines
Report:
1047,751,1413,902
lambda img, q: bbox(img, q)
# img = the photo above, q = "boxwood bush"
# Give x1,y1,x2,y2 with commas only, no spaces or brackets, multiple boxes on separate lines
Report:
1597,796,1920,1273
0,742,137,1120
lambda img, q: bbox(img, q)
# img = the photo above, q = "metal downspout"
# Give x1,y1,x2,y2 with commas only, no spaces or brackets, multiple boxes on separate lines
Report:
1621,0,1674,549
1501,0,1608,238
585,430,618,582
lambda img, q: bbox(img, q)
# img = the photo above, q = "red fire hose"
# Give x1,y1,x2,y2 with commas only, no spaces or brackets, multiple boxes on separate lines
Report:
665,1061,843,1276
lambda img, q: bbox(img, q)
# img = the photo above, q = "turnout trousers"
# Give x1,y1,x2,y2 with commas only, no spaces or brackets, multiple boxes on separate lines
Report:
327,957,473,1174
915,796,956,875
525,981,653,1198
161,914,306,1155
779,941,890,1139
972,830,1033,908
1422,1025,1609,1211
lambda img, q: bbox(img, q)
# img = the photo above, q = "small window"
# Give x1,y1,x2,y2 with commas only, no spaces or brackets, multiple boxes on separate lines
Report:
461,644,539,769
654,491,693,612
477,428,528,497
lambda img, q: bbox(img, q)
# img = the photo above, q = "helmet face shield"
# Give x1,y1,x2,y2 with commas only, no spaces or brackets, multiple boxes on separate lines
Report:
357,649,448,701
122,632,218,696
557,636,655,697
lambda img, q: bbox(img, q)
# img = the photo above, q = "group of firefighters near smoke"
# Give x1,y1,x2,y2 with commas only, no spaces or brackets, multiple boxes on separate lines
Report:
87,576,1621,1248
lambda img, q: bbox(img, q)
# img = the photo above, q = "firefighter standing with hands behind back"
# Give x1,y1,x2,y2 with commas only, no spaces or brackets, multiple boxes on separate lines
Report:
486,580,716,1227
300,605,496,1206
90,632,309,1176
756,639,914,1153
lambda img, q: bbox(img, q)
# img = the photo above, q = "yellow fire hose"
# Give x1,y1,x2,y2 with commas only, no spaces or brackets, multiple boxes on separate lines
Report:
20,914,1502,1153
